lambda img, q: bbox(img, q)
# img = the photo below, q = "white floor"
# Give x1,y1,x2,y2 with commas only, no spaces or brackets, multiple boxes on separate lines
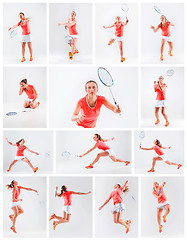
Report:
4,103,47,128
3,56,46,65
56,157,131,174
49,54,92,64
95,56,138,65
135,166,184,175
141,118,184,129
141,53,184,65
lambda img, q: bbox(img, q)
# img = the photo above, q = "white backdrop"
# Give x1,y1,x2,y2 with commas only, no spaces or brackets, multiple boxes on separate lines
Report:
3,130,54,174
3,176,47,238
141,67,184,128
141,176,184,237
49,3,93,64
95,2,139,64
49,176,92,238
56,130,132,174
49,66,138,128
95,176,138,238
134,130,184,174
3,3,47,64
3,67,47,128
141,3,184,64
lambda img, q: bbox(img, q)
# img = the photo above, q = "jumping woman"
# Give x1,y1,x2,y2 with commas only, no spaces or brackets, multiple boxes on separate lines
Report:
58,11,78,60
6,180,38,233
154,76,169,127
150,15,174,61
152,182,170,233
103,16,128,62
99,180,131,234
8,12,33,62
139,139,182,172
49,185,91,230
6,138,39,173
79,134,130,169
19,79,40,109
72,80,121,128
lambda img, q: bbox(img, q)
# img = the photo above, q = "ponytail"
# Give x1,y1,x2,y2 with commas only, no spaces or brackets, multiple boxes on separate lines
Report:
58,185,67,197
16,139,23,146
6,180,15,190
95,134,104,142
155,139,162,148
117,184,129,193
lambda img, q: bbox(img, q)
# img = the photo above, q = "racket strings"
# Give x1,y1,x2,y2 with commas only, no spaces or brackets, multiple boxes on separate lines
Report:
98,68,113,87
121,3,129,12
65,36,74,45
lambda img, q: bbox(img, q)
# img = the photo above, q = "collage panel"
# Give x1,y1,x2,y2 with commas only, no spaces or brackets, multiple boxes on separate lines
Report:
141,66,184,128
141,3,184,64
95,176,138,238
49,176,93,238
3,66,47,128
141,176,184,237
49,3,93,64
3,130,54,174
56,129,131,174
49,66,138,128
3,176,47,237
134,130,184,174
3,3,47,64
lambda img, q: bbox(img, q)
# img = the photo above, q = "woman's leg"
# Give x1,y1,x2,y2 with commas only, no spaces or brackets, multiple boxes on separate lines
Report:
109,155,127,164
163,204,170,219
168,41,173,55
165,160,180,166
22,157,36,171
155,107,160,122
157,208,163,227
161,107,168,122
24,100,31,108
115,211,129,228
118,41,124,60
89,151,109,166
8,160,18,171
30,101,39,109
12,206,19,228
21,42,26,58
27,42,33,58
71,38,78,54
151,156,163,170
56,213,71,224
108,38,115,45
161,39,166,57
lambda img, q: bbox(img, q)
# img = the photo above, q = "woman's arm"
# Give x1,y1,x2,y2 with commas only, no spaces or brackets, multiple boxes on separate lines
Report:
71,191,91,195
103,137,115,142
55,187,61,197
26,147,39,155
99,196,112,210
150,25,159,32
103,99,121,114
79,145,97,157
71,103,86,122
5,138,17,146
19,84,24,95
152,192,161,198
31,87,38,102
58,22,68,26
103,24,115,29
139,146,154,150
8,24,19,31
169,22,175,26
20,186,38,193
162,146,171,149
121,180,128,191
154,81,157,92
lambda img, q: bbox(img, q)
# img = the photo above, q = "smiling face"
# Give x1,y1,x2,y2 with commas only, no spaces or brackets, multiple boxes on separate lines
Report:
85,82,98,96
19,13,25,20
93,134,99,141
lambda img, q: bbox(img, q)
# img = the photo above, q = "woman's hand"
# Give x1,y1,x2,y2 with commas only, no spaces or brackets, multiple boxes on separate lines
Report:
150,25,155,30
56,186,58,190
8,28,11,31
87,191,91,194
103,25,106,29
5,138,8,141
114,105,121,114
35,152,39,155
79,155,83,158
111,137,115,141
19,199,23,202
99,206,103,211
79,114,86,122
168,146,171,149
139,145,142,149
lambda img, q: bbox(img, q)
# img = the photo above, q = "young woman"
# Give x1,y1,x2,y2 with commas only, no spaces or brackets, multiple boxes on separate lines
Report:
8,12,33,62
152,182,170,233
49,185,91,230
58,11,78,60
72,81,121,128
99,180,131,233
154,76,169,127
6,180,38,233
139,139,182,172
6,138,39,173
103,16,128,62
79,134,130,169
150,15,174,61
19,79,40,109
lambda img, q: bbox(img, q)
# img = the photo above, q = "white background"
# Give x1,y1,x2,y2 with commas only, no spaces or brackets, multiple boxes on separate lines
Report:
95,176,138,238
3,3,47,64
134,130,184,174
3,176,47,238
49,176,92,238
141,176,184,237
49,66,138,128
141,3,184,64
3,66,47,128
56,130,132,174
141,67,184,128
95,2,139,64
49,3,93,64
3,130,53,174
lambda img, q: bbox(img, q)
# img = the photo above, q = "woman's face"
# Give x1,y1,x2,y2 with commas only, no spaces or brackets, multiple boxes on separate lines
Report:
160,16,166,23
114,184,119,189
14,181,18,187
154,182,159,189
158,76,164,83
21,139,25,145
71,11,76,19
20,82,27,88
85,82,98,95
19,13,24,20
93,135,98,141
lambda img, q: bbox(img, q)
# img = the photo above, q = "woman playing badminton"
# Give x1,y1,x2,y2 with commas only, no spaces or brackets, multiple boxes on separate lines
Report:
6,180,38,233
99,180,131,233
150,15,174,61
8,12,33,62
72,81,121,128
79,134,130,169
154,76,169,127
19,79,40,109
58,11,78,60
103,16,128,62
139,139,182,172
49,185,91,230
6,138,39,173
152,182,170,233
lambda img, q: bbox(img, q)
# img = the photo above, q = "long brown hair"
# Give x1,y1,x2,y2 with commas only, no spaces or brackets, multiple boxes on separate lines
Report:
6,180,15,189
95,134,104,142
155,139,162,148
58,185,67,197
117,184,129,193
160,15,170,28
16,139,24,146
21,79,28,91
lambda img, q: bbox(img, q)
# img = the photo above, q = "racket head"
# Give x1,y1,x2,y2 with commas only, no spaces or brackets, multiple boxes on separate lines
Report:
6,112,17,116
166,69,174,77
139,131,145,139
65,36,74,45
61,151,71,159
10,30,17,38
121,3,129,12
97,67,114,87
154,5,161,14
